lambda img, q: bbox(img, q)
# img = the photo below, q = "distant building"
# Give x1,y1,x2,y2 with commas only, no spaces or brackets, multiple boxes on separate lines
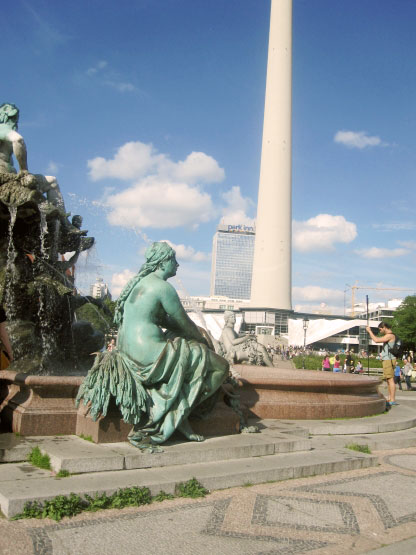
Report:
90,277,111,300
210,223,255,300
351,298,403,321
180,294,247,312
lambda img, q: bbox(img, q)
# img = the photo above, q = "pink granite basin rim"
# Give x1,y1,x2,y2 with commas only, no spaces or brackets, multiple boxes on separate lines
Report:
234,365,382,391
0,370,83,387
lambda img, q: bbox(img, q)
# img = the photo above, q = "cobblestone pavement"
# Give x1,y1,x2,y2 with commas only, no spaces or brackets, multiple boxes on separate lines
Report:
1,447,416,555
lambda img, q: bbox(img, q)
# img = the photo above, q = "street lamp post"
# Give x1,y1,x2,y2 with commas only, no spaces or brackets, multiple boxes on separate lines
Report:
302,317,309,369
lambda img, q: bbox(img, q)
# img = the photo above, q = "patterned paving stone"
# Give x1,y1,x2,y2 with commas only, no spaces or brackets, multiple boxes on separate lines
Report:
385,453,416,471
296,471,416,529
27,499,328,555
252,494,359,535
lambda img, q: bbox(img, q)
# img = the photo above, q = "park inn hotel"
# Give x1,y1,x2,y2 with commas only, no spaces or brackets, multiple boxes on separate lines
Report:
210,223,255,301
209,223,288,336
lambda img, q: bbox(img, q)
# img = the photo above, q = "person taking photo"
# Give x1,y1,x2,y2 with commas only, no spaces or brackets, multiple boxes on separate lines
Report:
366,322,397,407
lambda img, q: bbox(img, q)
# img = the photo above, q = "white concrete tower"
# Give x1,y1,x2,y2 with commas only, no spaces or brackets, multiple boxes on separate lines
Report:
250,0,292,310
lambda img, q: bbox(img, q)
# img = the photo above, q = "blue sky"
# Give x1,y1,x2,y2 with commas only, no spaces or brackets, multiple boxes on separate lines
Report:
4,0,416,313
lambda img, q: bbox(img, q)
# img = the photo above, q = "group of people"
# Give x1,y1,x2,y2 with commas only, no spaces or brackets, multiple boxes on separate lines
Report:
393,359,414,391
265,344,312,361
321,353,363,373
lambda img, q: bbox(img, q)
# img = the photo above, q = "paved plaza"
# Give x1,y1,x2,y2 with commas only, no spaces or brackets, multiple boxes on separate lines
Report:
1,448,416,555
0,389,415,554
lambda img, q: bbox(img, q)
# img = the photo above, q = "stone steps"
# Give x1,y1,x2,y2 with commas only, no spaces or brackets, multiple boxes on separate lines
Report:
311,426,416,451
0,447,377,518
278,403,416,435
0,431,311,473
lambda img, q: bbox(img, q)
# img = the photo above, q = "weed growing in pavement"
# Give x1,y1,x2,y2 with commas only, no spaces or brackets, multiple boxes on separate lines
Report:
12,494,84,521
175,477,208,498
153,490,175,502
78,434,94,443
55,470,71,478
12,479,207,521
345,443,371,454
27,447,51,470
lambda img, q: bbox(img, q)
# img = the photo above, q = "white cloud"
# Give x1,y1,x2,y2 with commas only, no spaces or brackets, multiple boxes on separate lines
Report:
86,60,108,76
293,214,357,252
104,80,136,93
373,222,416,231
85,61,136,93
293,303,344,316
398,240,416,249
220,186,254,226
88,142,224,183
89,141,224,230
107,179,214,229
355,247,410,259
161,240,210,262
334,130,386,149
111,269,135,298
174,152,225,184
88,142,159,181
46,161,59,174
293,286,344,302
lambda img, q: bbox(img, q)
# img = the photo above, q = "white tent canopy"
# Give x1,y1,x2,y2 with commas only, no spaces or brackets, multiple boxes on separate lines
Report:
288,318,381,347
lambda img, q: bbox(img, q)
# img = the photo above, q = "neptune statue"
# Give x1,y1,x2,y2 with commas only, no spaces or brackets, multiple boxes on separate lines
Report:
77,242,230,450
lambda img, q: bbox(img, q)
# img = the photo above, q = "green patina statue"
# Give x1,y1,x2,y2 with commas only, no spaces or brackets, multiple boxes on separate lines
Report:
0,102,65,209
0,103,99,374
219,311,275,367
77,242,230,450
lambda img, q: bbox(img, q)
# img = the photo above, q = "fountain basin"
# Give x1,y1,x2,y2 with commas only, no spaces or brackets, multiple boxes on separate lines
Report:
0,370,82,435
235,365,386,419
0,371,240,440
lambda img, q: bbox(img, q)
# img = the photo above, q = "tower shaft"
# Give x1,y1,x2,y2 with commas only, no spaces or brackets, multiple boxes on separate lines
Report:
250,0,292,310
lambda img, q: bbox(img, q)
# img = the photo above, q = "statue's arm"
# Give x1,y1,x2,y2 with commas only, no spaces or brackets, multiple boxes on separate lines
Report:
159,283,208,345
223,328,249,346
7,130,28,171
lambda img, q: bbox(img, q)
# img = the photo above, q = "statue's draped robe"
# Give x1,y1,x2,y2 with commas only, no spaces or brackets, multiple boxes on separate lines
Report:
77,335,219,445
130,336,215,443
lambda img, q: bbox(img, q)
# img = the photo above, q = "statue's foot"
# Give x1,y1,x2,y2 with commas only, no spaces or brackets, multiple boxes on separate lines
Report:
178,419,204,442
128,435,164,453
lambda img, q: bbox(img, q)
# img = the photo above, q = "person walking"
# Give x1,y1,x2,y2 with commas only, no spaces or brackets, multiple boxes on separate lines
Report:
403,359,413,391
394,361,403,391
366,322,398,407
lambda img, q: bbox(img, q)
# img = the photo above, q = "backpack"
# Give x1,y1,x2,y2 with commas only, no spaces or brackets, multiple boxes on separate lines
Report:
388,336,403,358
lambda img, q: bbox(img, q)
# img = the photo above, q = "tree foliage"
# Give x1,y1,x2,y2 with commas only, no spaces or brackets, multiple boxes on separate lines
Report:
392,295,416,349
75,298,116,334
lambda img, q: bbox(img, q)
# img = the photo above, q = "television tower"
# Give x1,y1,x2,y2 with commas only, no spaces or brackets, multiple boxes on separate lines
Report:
250,0,292,310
